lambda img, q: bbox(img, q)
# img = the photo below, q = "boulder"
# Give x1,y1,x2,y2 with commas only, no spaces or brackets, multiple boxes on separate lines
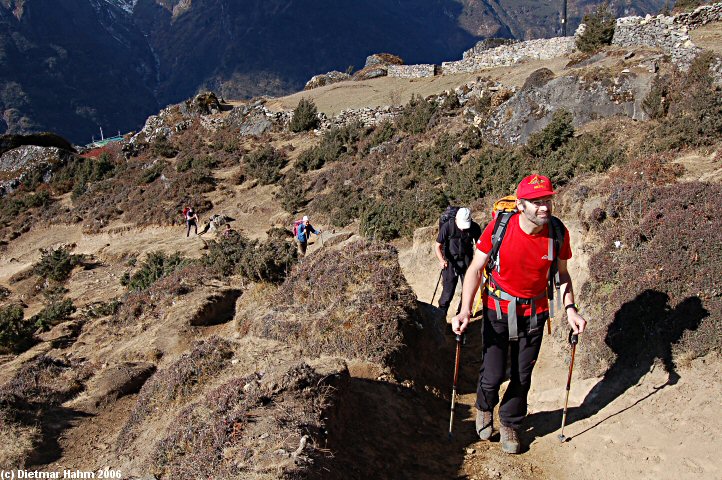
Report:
182,91,223,115
304,71,351,90
364,53,403,68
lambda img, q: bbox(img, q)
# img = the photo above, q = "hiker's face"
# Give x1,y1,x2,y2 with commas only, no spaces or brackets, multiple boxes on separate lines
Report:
520,196,553,226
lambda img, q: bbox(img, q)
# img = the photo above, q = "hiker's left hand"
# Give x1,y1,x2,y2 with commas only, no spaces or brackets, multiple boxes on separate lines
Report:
567,309,586,335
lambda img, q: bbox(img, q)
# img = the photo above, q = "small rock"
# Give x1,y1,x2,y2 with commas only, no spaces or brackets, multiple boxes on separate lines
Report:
465,447,476,454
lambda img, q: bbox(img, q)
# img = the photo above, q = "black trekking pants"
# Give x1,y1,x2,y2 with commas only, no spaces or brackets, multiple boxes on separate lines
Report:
438,263,465,315
186,220,197,237
475,307,545,429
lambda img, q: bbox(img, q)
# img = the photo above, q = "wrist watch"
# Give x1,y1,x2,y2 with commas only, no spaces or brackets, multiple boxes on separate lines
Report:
564,303,578,313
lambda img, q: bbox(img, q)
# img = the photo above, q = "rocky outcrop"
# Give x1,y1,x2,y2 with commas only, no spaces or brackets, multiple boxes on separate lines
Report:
181,91,224,116
0,145,71,196
0,133,75,156
304,71,351,90
364,53,403,68
486,73,652,145
225,100,289,136
352,53,405,81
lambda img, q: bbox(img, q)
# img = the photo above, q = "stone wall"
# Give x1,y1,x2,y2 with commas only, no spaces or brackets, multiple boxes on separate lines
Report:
387,64,436,78
612,15,699,67
441,37,576,74
673,2,722,29
611,2,722,69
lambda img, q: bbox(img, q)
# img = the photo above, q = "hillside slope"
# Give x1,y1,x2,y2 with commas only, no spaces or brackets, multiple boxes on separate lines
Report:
1,19,721,480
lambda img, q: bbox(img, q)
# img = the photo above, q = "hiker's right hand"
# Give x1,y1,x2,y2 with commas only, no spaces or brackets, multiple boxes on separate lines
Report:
439,259,448,269
452,310,470,335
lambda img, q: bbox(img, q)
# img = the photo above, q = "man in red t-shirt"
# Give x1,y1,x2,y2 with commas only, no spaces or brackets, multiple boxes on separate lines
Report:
452,174,587,454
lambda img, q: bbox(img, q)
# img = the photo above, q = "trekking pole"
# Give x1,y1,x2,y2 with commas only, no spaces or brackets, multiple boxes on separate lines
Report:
448,333,464,440
430,269,442,305
558,329,579,443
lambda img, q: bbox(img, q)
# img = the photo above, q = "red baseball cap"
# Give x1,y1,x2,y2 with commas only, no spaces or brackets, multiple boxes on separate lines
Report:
516,174,556,200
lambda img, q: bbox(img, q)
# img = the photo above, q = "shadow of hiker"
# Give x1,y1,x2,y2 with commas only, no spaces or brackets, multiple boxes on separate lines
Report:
525,290,708,443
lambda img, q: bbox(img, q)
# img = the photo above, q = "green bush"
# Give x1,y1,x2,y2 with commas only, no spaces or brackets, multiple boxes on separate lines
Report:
0,304,34,353
550,133,626,182
176,155,218,173
289,98,320,132
52,154,117,198
140,160,168,184
296,122,365,172
366,120,396,149
360,188,446,241
525,109,575,158
243,146,287,185
203,229,297,283
31,299,76,331
34,247,83,283
275,177,307,213
576,3,616,53
397,94,437,134
123,251,187,291
642,75,671,120
82,300,121,319
151,137,179,158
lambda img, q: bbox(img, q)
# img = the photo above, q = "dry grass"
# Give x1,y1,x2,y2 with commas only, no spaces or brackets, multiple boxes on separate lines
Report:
0,416,40,469
117,336,234,448
689,21,722,55
245,240,416,365
576,156,722,377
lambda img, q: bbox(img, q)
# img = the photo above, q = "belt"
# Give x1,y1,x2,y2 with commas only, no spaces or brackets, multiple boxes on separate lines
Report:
487,284,546,341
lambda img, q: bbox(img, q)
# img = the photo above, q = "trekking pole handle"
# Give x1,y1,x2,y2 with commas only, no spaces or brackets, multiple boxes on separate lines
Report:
568,329,579,345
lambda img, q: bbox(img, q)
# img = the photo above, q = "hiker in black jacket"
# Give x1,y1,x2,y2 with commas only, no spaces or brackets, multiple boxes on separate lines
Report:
435,208,482,318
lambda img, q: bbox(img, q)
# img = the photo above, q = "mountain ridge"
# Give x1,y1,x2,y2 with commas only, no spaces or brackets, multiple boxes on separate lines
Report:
1,0,666,143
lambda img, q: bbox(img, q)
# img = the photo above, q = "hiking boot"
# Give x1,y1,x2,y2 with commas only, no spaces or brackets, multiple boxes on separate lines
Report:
500,425,521,454
475,410,493,440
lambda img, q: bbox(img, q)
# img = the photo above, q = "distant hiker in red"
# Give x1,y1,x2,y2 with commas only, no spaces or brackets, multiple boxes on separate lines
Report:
294,215,320,256
452,174,587,455
184,206,199,237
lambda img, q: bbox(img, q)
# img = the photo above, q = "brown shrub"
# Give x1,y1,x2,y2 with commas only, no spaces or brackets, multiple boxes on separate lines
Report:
117,336,234,448
148,361,346,479
245,241,416,364
578,173,721,377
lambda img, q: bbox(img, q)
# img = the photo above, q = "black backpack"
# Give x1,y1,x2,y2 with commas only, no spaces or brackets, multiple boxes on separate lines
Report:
439,205,460,229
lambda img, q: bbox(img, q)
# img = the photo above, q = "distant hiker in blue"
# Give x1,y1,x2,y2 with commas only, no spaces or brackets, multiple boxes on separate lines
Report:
295,215,321,256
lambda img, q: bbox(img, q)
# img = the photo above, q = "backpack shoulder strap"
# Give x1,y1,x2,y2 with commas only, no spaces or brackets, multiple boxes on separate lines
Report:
487,211,514,272
547,215,567,316
549,216,566,257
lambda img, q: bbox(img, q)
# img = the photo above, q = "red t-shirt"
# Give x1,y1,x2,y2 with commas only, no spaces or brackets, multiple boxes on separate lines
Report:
477,214,571,315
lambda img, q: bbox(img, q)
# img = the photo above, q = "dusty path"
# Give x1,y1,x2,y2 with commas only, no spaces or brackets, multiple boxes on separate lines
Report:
403,246,721,480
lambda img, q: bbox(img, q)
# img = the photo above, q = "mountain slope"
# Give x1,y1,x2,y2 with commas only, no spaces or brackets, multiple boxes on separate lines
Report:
1,0,667,143
0,0,159,143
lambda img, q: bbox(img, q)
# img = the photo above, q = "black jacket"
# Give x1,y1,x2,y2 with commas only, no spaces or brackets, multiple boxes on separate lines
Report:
437,219,482,271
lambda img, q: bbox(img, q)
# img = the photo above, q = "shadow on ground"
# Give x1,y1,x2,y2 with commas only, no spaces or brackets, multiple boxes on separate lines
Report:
525,290,708,443
317,301,485,479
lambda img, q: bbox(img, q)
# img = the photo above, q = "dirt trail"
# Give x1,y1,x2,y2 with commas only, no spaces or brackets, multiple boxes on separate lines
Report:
402,246,721,480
